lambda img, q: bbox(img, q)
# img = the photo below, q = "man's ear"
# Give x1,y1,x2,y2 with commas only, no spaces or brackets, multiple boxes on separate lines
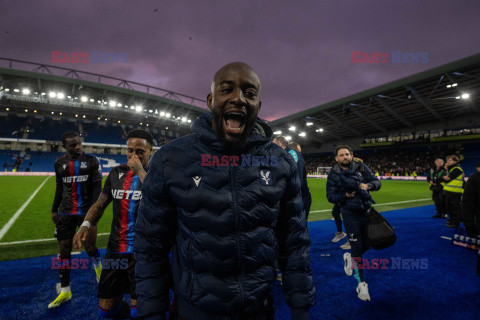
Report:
207,93,213,111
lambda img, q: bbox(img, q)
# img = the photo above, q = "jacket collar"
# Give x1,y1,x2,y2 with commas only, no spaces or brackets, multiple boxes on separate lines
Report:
190,112,273,153
333,160,360,173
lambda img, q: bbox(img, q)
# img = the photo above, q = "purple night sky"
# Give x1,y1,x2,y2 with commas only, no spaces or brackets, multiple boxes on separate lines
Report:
1,0,480,121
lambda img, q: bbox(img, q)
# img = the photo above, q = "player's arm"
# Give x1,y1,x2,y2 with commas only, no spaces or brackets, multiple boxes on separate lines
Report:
134,150,177,320
73,171,112,251
73,193,112,250
128,154,147,183
276,156,315,320
51,162,63,224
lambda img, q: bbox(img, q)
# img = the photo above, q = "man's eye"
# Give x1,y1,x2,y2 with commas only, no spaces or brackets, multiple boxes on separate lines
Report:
245,91,256,98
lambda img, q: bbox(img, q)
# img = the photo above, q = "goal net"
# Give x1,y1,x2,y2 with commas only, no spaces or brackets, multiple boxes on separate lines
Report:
316,166,332,177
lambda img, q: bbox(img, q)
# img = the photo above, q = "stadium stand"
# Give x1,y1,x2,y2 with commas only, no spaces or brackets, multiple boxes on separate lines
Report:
0,149,126,173
303,143,478,176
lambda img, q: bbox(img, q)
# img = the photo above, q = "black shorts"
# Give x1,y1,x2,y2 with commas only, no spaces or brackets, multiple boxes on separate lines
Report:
97,252,137,299
54,214,85,240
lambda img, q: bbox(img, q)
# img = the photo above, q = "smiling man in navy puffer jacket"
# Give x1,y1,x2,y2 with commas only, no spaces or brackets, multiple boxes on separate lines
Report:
134,62,316,320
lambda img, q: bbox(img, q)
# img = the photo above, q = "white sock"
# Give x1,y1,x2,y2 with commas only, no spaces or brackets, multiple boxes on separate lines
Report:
61,285,71,293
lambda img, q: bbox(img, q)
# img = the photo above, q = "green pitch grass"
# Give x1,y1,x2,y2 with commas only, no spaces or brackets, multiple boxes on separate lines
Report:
0,177,433,261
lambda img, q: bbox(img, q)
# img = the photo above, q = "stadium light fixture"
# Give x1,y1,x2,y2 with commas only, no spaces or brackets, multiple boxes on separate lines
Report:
22,89,30,95
136,106,143,112
109,101,116,107
83,115,86,118
455,96,461,100
41,92,45,95
5,88,10,92
446,84,451,88
75,114,78,117
25,109,28,112
285,136,292,141
316,128,324,133
117,103,122,107
306,122,313,126
49,92,56,98
273,130,282,135
149,110,153,113
182,117,187,122
160,111,165,116
51,112,54,114
140,122,143,125
146,124,149,127
154,110,158,114
130,106,135,110
6,108,9,111
59,112,62,115
67,96,72,99
166,113,171,118
13,89,20,93
452,83,458,87
188,119,192,123
97,100,101,104
98,117,101,120
57,93,65,99
289,126,296,131
461,93,470,99
105,118,108,121
118,120,121,123
89,99,95,103
81,96,88,102
34,110,37,113
299,132,306,137
124,105,129,109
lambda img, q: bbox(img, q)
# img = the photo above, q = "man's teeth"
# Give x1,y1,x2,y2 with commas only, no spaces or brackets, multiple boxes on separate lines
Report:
226,124,242,131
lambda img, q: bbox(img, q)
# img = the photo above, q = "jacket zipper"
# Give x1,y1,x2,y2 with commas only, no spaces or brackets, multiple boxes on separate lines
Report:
230,165,245,310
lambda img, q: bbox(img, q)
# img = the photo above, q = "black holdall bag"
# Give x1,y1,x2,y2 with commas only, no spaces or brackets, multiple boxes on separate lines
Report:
367,207,396,249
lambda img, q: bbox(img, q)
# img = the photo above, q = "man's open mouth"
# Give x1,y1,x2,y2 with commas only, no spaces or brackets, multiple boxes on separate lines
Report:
223,111,246,135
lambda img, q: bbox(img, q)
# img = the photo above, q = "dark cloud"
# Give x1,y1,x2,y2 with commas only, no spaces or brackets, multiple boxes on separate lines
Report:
1,0,479,120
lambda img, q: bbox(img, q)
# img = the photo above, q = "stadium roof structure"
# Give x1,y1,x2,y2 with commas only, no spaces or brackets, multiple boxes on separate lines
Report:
0,57,208,136
270,53,480,148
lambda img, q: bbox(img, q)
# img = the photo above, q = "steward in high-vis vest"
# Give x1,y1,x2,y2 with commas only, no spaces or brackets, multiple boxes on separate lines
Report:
427,158,447,218
439,155,465,228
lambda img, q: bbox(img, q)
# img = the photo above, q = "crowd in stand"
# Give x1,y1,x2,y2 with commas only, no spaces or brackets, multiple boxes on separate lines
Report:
305,145,461,176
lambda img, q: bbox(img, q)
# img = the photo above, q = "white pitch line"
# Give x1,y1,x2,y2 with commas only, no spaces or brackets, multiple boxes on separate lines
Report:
0,233,110,246
310,198,432,213
441,236,452,240
0,176,52,241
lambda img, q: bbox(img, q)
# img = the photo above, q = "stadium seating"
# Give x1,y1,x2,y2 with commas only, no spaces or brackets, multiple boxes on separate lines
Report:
0,149,126,173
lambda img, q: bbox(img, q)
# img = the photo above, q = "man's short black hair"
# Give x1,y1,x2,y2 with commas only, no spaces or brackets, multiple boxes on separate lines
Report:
127,129,153,145
476,161,480,168
61,131,80,146
335,145,353,156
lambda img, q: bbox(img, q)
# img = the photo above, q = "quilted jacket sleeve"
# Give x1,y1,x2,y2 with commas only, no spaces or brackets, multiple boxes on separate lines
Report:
134,150,178,320
362,164,381,191
326,172,346,204
276,156,316,311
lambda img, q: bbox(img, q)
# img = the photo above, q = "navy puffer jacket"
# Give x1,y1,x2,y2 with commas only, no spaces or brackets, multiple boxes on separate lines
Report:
326,160,381,213
134,113,316,319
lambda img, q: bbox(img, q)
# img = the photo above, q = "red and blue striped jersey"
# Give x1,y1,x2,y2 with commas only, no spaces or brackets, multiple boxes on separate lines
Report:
54,153,102,215
102,164,143,254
